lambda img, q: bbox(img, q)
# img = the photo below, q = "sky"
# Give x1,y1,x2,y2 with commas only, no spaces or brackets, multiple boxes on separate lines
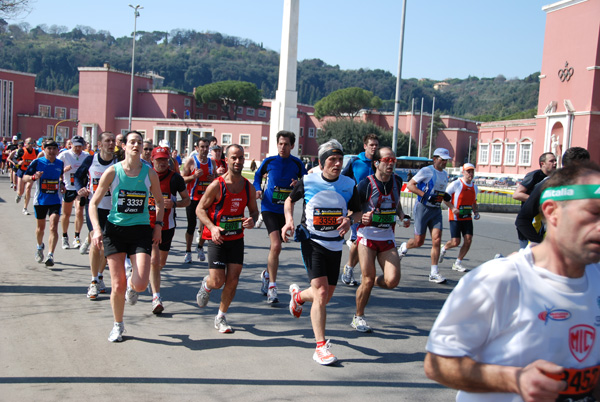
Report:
10,0,550,81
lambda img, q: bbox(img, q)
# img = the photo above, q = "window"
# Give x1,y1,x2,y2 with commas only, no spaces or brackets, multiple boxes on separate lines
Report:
240,134,250,146
504,143,516,165
39,105,51,117
207,114,217,120
208,103,217,110
300,127,304,137
221,104,229,112
479,144,489,165
70,108,78,120
246,108,255,116
221,116,228,120
244,152,250,160
491,143,502,165
47,125,54,137
519,142,532,166
57,126,69,139
55,107,67,119
195,113,202,119
236,106,244,114
222,133,232,145
308,128,315,138
184,98,191,107
258,109,267,118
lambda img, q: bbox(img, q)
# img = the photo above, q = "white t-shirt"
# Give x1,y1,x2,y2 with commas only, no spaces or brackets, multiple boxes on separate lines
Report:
58,149,89,191
427,246,600,401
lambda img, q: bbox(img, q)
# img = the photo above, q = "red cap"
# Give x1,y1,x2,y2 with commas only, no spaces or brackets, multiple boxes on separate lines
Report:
151,147,170,160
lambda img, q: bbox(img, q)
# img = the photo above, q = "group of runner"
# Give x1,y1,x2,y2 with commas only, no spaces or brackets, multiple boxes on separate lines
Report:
7,131,482,366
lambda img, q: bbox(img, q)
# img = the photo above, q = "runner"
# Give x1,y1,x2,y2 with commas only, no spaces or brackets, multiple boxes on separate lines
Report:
15,137,39,215
88,130,164,342
148,146,190,314
282,140,362,365
253,130,307,304
340,133,379,286
5,136,19,189
425,161,600,401
352,147,410,333
438,163,480,272
74,131,118,300
58,135,89,249
23,139,65,267
182,137,214,263
397,148,452,283
195,144,259,333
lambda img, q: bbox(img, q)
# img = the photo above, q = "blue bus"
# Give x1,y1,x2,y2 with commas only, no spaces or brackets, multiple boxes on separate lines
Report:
395,156,433,181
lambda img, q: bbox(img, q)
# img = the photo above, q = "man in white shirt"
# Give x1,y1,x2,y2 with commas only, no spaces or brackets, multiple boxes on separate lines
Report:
425,161,600,401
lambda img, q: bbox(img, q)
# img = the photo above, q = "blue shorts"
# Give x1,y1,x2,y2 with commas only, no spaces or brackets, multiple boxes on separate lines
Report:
412,202,443,236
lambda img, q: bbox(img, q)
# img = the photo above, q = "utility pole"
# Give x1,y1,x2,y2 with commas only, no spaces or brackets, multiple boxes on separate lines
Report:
391,0,408,154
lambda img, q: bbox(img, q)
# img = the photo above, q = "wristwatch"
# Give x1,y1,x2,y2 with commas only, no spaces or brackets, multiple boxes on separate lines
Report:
346,216,354,225
155,221,164,226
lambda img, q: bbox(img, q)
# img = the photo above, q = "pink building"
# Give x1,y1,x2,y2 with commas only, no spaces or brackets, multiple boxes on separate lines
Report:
477,0,600,177
0,69,78,143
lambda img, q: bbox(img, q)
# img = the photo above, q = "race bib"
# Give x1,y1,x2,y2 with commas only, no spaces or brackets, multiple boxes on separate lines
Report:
458,205,473,219
271,186,292,205
41,179,59,194
546,365,600,401
219,215,244,237
428,190,445,206
312,208,342,232
92,178,111,197
372,207,396,229
117,189,146,214
196,180,211,196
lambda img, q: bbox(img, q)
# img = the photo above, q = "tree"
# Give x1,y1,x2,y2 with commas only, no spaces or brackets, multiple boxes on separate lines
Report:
318,119,414,157
314,87,382,120
194,80,262,120
0,0,31,19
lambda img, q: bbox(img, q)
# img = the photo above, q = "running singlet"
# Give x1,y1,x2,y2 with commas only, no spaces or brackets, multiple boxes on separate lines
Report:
202,176,250,242
357,174,402,241
148,169,185,230
413,165,448,208
188,156,214,201
298,173,355,252
58,149,89,191
427,247,600,402
81,154,117,210
19,148,38,171
108,162,151,226
253,154,307,214
446,179,478,221
25,157,64,206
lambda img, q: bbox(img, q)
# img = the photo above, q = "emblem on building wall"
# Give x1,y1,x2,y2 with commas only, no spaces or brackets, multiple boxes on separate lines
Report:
558,62,574,82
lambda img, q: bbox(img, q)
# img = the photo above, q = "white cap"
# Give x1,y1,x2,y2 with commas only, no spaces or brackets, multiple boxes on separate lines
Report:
462,163,475,171
433,148,451,160
159,139,170,148
12,135,18,140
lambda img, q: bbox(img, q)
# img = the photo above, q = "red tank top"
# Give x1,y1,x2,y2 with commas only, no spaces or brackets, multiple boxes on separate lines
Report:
187,156,214,201
202,176,250,242
149,169,176,230
21,148,37,171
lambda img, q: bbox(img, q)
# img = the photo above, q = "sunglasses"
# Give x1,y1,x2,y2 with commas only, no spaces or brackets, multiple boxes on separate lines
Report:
380,157,397,164
143,148,152,151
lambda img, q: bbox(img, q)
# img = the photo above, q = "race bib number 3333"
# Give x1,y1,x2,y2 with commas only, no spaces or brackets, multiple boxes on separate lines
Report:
117,190,146,214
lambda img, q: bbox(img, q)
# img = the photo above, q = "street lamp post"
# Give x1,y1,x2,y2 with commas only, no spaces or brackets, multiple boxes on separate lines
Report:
53,119,79,142
128,4,142,131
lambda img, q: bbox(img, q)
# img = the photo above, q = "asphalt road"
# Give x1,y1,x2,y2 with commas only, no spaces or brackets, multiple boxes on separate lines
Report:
0,172,521,401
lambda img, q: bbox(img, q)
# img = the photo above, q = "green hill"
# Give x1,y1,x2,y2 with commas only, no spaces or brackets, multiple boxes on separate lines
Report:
0,23,539,121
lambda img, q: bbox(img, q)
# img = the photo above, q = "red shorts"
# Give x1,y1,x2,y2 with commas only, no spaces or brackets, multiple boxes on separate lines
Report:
357,236,396,253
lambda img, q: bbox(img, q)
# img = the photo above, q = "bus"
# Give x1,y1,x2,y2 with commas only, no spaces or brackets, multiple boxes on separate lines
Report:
395,156,433,181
